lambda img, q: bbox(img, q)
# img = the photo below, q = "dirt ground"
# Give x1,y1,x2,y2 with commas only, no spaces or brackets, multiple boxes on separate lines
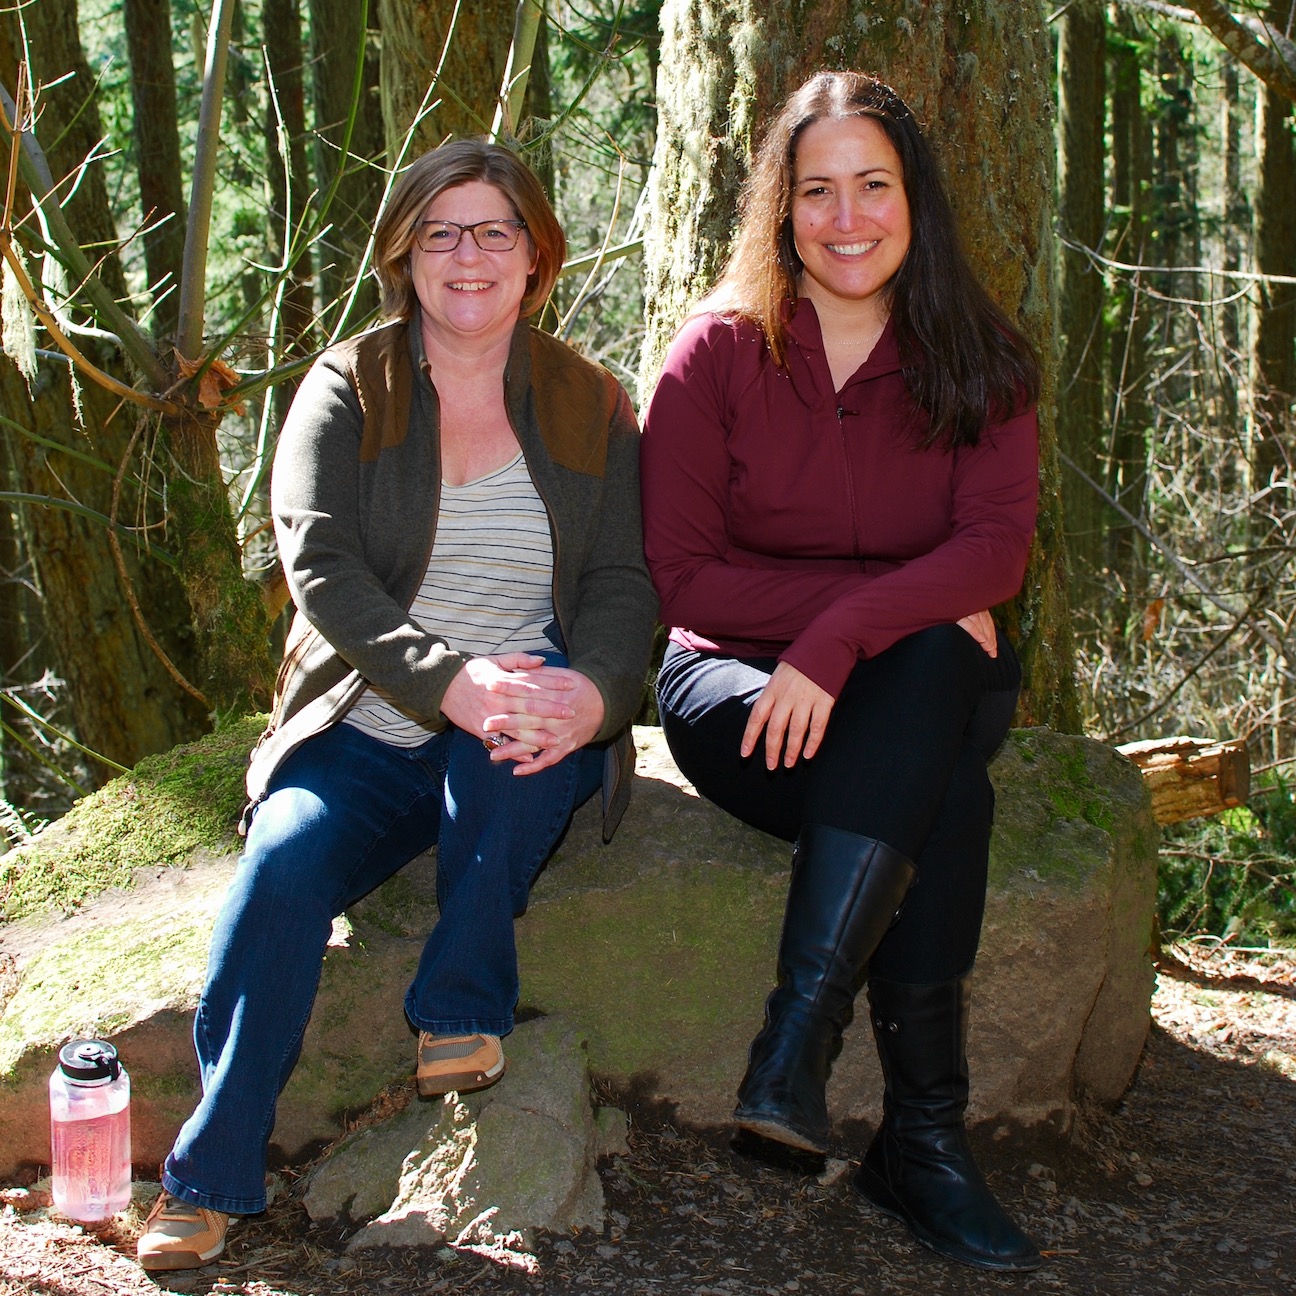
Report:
3,942,1293,1296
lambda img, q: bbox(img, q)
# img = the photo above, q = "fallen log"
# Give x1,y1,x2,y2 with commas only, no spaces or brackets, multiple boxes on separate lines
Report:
1115,737,1249,825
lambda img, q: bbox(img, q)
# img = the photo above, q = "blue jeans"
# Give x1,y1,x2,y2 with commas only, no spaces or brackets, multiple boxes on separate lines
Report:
162,715,602,1215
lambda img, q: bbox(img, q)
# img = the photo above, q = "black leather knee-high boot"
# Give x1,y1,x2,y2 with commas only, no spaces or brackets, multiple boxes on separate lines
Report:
853,973,1042,1271
734,825,915,1152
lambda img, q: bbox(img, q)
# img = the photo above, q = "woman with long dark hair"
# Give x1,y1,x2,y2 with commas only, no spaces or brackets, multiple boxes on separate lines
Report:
641,71,1042,1271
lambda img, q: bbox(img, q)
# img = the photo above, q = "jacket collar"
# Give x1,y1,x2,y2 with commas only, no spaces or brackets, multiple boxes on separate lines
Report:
784,296,904,382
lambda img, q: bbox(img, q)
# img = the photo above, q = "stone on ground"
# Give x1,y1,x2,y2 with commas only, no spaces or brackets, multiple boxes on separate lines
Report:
303,1017,610,1254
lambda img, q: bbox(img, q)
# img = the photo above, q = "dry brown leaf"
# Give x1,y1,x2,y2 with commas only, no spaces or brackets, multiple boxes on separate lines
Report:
175,353,246,416
1142,597,1165,642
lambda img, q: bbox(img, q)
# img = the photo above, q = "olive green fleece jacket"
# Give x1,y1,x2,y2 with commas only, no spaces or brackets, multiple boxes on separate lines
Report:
245,315,658,838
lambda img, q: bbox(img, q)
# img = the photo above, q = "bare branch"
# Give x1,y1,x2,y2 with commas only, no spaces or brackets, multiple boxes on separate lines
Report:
1131,0,1296,101
0,77,171,389
176,0,237,361
490,0,543,142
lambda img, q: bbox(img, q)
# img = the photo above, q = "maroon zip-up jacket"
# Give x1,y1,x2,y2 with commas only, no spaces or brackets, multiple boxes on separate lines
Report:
639,302,1039,700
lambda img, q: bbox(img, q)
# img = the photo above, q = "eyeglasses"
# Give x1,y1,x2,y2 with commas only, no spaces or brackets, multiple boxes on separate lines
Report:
413,219,528,253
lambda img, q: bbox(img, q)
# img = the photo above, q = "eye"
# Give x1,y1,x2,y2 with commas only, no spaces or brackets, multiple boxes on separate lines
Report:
479,223,513,243
422,222,455,244
797,185,830,198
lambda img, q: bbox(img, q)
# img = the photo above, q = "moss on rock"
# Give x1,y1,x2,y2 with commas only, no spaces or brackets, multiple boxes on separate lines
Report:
0,715,263,922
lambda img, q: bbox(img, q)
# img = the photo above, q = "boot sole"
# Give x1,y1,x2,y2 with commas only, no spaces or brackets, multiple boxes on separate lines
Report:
733,1113,828,1154
417,1059,507,1098
138,1242,225,1272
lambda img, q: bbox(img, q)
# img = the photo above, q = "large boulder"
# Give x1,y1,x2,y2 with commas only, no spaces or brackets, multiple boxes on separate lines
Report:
0,725,1158,1179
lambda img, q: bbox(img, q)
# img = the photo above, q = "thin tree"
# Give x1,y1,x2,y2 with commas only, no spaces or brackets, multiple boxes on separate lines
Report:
1057,0,1108,607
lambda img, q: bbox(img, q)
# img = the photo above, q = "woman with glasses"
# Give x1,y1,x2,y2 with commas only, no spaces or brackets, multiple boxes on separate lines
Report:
138,139,657,1271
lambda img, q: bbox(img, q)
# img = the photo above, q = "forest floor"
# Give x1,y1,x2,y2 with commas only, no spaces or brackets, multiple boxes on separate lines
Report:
2,942,1293,1296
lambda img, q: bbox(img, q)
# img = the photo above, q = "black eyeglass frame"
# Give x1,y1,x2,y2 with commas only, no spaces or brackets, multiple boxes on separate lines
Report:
413,218,529,253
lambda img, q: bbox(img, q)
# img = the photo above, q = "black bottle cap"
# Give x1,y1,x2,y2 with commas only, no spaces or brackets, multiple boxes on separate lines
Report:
57,1039,120,1082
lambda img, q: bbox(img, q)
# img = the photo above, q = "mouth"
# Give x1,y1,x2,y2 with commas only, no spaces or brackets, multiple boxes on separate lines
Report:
825,240,879,257
448,281,493,292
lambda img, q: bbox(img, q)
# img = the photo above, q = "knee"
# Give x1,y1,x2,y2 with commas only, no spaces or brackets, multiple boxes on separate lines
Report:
237,793,340,910
900,623,987,678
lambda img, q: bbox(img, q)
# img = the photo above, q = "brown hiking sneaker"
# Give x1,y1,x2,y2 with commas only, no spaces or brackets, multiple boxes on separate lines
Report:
416,1031,506,1096
137,1191,228,1271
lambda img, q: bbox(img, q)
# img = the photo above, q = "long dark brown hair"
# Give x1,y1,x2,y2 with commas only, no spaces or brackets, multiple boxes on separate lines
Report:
710,71,1040,448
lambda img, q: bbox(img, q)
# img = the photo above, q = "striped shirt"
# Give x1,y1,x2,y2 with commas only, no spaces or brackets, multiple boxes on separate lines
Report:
343,451,554,746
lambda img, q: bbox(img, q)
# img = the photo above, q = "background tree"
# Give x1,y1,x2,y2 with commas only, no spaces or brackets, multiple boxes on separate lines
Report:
122,0,186,344
641,0,1077,729
0,0,209,784
378,0,518,156
1057,0,1107,605
308,0,383,331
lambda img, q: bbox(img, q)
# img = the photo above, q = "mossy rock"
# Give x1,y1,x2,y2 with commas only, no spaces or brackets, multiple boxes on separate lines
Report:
0,724,1157,1176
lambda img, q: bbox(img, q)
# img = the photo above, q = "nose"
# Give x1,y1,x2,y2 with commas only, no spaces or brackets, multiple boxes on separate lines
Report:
453,228,484,262
833,193,863,230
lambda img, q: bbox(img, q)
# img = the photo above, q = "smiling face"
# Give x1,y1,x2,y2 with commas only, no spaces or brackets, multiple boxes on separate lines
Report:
410,179,538,351
790,115,911,322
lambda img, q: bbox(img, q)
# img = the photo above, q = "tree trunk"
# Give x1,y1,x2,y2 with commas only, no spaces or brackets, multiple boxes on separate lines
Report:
640,0,1077,730
1056,0,1106,608
377,0,518,160
308,0,383,330
1252,67,1296,507
121,0,186,345
262,0,315,432
0,489,54,813
0,0,209,781
1105,9,1152,613
1219,59,1247,458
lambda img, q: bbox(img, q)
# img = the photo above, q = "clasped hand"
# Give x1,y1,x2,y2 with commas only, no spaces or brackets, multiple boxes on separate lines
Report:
440,652,605,776
741,611,999,770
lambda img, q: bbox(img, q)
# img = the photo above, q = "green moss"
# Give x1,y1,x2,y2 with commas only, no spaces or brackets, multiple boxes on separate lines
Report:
0,912,212,1074
0,715,263,923
518,865,779,1085
1028,735,1116,833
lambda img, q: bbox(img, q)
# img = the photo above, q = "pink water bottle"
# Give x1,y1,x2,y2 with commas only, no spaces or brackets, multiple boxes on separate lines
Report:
49,1039,132,1222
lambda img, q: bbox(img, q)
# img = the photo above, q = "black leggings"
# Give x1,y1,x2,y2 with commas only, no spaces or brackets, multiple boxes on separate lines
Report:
656,624,1020,982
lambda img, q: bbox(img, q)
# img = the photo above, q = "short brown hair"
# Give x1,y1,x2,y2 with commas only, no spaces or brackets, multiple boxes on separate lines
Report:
373,139,566,320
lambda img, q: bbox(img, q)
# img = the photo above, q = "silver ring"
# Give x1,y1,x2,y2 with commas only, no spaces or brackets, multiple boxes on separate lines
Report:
482,732,509,750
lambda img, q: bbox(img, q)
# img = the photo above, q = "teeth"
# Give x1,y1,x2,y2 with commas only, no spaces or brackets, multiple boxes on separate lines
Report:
827,241,879,257
449,282,491,291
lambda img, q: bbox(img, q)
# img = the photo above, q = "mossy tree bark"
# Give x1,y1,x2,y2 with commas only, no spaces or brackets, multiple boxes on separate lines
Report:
0,1,210,780
640,0,1078,730
377,0,518,159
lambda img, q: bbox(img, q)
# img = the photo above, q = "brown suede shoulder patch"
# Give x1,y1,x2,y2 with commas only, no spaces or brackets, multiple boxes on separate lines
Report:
526,330,616,476
330,323,413,463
